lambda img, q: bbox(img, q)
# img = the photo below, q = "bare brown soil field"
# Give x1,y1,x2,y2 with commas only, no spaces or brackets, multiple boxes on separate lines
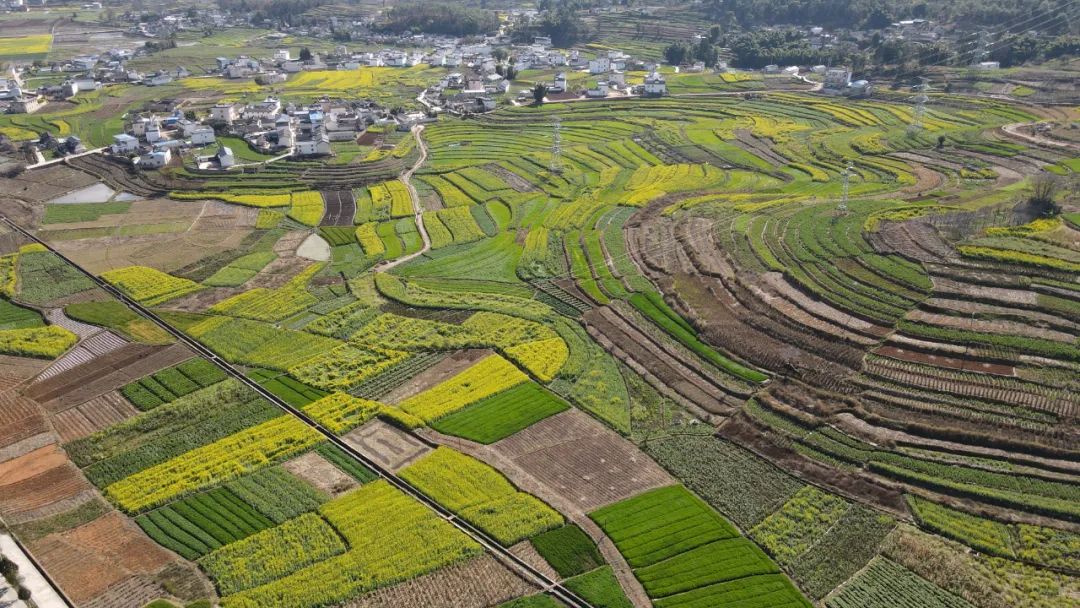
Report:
282,451,358,497
80,575,172,608
0,460,93,521
509,541,560,581
383,349,492,404
0,444,68,485
25,343,193,413
30,512,177,605
52,391,140,443
0,165,97,202
0,415,49,453
873,345,1015,376
51,200,257,275
343,419,432,472
340,555,535,608
320,190,355,226
492,409,673,512
583,306,735,417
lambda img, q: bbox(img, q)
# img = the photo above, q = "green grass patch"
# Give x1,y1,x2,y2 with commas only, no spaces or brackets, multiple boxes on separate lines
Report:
43,202,131,224
530,524,604,578
429,381,569,444
564,566,632,608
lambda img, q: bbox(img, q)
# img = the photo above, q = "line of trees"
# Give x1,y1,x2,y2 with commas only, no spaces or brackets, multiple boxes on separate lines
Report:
376,3,500,37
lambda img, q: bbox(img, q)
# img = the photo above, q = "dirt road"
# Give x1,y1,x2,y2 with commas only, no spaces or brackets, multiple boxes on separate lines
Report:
376,124,430,272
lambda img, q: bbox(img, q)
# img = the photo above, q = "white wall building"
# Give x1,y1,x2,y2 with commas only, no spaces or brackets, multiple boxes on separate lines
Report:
191,127,216,145
111,133,138,154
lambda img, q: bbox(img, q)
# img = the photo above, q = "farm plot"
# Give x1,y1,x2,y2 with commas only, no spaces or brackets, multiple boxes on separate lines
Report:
27,511,177,605
181,315,341,370
101,266,203,306
397,354,528,423
105,414,323,513
217,480,483,608
591,485,810,608
493,409,673,512
826,557,975,608
203,251,277,287
321,190,357,226
0,444,95,523
67,380,280,488
16,250,97,306
400,447,563,546
430,381,569,444
120,357,226,411
135,486,276,559
337,554,535,608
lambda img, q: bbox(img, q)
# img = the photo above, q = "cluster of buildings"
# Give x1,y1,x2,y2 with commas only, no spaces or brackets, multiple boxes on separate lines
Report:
108,95,411,170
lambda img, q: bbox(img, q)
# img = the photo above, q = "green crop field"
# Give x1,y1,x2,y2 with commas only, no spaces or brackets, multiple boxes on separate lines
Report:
592,485,811,607
429,381,569,443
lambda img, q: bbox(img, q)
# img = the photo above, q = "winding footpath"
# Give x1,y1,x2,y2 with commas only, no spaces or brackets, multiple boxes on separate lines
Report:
376,124,431,272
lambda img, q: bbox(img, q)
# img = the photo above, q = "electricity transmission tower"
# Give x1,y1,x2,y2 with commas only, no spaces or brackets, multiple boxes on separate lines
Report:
837,162,853,216
550,117,562,174
909,80,930,134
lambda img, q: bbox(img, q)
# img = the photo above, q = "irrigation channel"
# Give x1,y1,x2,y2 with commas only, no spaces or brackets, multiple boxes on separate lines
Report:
0,215,596,608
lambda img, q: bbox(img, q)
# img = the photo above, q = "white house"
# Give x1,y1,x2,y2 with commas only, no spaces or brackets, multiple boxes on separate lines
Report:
274,49,291,62
216,145,235,168
586,81,609,98
644,72,666,96
588,57,610,74
145,121,163,144
846,79,873,98
823,67,851,93
608,71,626,87
191,127,216,145
137,148,171,169
977,61,1000,70
295,130,331,156
210,104,240,124
551,72,567,93
148,73,173,86
111,133,138,154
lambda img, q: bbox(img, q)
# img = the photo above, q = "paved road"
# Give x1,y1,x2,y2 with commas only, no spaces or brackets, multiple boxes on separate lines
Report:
0,216,593,608
0,533,69,608
376,124,431,272
26,147,106,171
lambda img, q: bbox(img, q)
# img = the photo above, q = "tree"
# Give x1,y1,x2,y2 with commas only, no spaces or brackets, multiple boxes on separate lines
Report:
299,47,313,61
17,588,30,602
1029,172,1062,217
532,82,548,105
505,66,518,81
0,557,17,578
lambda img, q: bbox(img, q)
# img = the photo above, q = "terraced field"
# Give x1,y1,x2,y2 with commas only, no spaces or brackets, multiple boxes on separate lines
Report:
0,54,1075,608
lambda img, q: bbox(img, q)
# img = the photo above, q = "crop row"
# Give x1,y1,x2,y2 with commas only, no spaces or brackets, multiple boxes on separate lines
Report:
105,414,323,512
121,357,228,411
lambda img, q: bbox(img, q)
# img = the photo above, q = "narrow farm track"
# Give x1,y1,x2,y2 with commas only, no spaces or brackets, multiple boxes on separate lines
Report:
0,216,596,608
377,124,431,272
